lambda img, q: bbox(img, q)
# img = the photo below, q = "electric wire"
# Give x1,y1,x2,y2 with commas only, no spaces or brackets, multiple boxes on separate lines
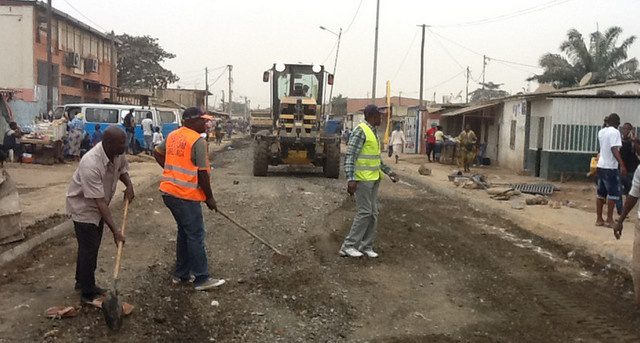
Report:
344,0,364,34
425,69,466,91
58,0,108,32
431,0,574,28
427,30,465,70
391,28,420,82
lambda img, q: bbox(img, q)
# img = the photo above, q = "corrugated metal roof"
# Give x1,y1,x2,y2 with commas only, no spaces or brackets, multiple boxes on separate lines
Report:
440,102,501,117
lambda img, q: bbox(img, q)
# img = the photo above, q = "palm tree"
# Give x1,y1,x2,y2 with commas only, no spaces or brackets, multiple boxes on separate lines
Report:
529,27,639,88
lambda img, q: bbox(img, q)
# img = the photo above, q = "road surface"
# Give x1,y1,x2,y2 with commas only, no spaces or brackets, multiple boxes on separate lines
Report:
1,138,640,342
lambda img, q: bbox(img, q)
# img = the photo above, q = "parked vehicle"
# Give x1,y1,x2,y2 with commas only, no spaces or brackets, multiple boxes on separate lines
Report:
54,104,182,149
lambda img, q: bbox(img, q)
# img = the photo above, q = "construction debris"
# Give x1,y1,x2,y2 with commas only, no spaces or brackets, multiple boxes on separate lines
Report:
418,164,432,176
489,188,522,200
525,194,549,205
510,183,556,196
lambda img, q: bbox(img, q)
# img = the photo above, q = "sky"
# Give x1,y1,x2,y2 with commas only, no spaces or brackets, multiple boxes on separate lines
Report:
52,0,640,109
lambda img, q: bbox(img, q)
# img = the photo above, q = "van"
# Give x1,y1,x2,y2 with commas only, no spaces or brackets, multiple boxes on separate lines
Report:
55,104,182,150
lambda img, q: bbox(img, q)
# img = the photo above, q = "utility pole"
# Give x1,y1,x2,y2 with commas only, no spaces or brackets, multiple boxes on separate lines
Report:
109,31,116,101
46,0,53,114
204,67,209,110
228,65,233,117
371,0,380,102
418,24,426,110
465,66,470,104
323,27,341,116
221,90,225,112
482,55,488,89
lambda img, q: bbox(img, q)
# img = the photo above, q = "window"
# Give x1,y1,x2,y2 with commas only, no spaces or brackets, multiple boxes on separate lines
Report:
509,120,517,150
85,108,119,123
61,74,81,88
134,110,153,124
158,111,177,124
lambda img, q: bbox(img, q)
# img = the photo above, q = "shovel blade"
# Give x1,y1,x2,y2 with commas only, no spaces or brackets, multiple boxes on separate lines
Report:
102,291,123,331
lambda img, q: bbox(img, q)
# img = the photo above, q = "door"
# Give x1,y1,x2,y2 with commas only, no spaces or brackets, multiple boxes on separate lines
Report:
405,115,417,154
535,117,544,177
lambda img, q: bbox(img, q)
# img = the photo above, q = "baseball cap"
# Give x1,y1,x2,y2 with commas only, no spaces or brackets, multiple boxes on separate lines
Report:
182,107,213,121
363,104,381,116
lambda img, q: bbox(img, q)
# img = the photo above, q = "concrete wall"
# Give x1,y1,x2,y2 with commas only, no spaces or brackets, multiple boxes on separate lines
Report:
497,100,527,171
0,5,34,91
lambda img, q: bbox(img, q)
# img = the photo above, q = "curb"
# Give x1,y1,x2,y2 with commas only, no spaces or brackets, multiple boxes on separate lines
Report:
396,170,632,272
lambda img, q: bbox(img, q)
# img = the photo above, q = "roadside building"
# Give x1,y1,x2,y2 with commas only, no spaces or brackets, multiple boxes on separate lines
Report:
0,0,117,125
438,80,640,179
154,88,210,109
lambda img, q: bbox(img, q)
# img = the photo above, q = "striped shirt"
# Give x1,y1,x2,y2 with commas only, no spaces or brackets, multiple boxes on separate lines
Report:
344,122,392,181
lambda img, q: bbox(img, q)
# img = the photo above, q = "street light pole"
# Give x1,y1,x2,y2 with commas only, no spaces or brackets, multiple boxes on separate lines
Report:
371,0,380,102
319,26,342,116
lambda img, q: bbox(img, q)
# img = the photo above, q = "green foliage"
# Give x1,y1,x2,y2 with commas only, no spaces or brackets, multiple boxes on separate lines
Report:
116,34,179,90
469,82,509,102
330,94,347,116
529,27,639,88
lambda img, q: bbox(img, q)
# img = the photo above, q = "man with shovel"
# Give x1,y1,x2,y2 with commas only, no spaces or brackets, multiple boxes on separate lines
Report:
66,126,134,304
154,107,225,291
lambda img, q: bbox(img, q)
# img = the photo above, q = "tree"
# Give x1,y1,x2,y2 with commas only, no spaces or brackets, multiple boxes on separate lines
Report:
469,82,509,102
330,94,347,116
529,27,639,88
116,34,179,90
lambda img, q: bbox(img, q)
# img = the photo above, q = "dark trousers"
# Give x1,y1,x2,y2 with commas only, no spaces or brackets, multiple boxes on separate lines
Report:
162,194,210,284
74,220,103,297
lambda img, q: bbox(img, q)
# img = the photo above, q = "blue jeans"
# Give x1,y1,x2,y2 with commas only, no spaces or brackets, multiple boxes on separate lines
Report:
162,194,210,283
596,168,621,201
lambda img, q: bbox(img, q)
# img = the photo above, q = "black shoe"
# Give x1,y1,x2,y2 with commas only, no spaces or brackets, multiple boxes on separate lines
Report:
75,283,107,295
80,293,102,305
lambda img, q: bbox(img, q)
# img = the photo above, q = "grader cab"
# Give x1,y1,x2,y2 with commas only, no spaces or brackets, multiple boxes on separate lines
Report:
253,63,340,178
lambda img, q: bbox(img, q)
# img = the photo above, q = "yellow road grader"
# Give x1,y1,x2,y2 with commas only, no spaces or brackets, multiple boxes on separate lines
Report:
253,63,340,178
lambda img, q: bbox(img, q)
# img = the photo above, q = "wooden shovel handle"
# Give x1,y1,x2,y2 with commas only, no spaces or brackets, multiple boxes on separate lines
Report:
112,199,129,280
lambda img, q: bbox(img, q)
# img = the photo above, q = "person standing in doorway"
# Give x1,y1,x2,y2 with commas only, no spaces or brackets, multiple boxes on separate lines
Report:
389,124,406,164
425,122,437,162
340,104,399,258
457,124,477,172
595,113,626,227
66,126,134,303
154,107,225,291
123,109,135,154
141,112,154,155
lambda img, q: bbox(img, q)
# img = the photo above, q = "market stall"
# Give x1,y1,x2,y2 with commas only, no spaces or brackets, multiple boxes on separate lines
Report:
20,119,67,164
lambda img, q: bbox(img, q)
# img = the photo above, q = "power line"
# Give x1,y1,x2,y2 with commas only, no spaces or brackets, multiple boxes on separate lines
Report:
427,30,465,70
344,0,364,34
391,28,420,81
322,40,338,64
58,0,107,32
425,69,466,91
428,28,540,69
431,0,574,28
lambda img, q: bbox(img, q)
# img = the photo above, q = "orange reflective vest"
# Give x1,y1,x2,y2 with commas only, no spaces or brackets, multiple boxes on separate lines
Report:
159,127,210,201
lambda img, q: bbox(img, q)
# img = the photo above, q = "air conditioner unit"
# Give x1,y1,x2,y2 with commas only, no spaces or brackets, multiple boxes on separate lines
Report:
65,52,80,68
85,59,98,73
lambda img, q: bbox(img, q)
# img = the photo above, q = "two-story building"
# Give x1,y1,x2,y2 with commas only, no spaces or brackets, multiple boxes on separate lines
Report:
0,0,117,125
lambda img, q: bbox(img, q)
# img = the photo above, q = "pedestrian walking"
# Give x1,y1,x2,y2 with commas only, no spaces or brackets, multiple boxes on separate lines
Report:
123,109,135,154
340,104,399,258
65,126,134,303
389,124,406,164
620,123,640,198
595,113,626,227
457,125,477,172
153,107,225,291
152,126,164,150
141,112,154,155
425,122,437,162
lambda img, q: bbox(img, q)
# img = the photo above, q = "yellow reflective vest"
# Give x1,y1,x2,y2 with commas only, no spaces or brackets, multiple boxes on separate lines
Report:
354,122,383,181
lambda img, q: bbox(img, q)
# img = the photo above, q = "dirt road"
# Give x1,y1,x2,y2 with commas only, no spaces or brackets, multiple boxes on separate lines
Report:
2,138,640,342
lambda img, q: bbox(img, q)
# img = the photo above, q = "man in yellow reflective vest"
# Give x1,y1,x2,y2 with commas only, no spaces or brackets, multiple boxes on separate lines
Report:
154,107,226,291
340,104,399,258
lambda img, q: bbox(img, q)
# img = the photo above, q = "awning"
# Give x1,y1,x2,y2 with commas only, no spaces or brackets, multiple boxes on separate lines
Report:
440,102,501,117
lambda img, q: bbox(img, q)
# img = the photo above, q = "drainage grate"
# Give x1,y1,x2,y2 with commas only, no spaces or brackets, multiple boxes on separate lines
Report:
509,183,556,195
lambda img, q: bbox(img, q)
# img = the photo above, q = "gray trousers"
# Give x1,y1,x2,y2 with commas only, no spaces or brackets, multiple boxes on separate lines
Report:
342,181,380,251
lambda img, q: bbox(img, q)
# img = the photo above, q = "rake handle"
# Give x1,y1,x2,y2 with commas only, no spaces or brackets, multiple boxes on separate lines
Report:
112,199,129,280
217,210,284,256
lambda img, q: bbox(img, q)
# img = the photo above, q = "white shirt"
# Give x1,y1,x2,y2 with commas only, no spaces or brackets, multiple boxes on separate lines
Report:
390,130,406,146
597,126,622,169
141,118,154,136
152,132,163,145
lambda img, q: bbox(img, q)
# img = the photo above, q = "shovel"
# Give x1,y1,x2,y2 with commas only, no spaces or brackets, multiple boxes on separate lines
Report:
103,199,130,331
217,209,284,256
